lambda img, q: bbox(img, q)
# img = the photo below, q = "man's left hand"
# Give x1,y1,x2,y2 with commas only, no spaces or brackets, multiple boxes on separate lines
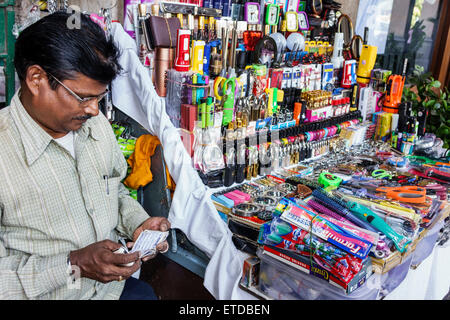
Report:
131,217,171,262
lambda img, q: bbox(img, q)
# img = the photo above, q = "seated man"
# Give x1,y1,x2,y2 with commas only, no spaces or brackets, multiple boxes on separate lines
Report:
0,11,170,300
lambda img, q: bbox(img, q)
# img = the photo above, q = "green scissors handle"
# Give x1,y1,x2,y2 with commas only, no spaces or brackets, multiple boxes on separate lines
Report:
372,169,392,179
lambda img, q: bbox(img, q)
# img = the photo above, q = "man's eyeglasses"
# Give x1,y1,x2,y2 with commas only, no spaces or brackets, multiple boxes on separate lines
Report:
47,73,109,106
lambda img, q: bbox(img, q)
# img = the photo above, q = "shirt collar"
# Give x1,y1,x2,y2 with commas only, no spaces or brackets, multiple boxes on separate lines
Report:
9,90,99,166
75,116,100,142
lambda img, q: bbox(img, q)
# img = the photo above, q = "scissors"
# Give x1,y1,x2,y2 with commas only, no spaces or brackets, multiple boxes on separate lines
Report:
409,164,450,183
371,169,393,179
221,78,236,126
213,27,230,101
214,23,239,102
376,186,427,204
408,155,450,167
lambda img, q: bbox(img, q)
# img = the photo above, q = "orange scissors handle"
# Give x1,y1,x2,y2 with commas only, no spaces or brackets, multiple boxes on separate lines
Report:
376,186,426,203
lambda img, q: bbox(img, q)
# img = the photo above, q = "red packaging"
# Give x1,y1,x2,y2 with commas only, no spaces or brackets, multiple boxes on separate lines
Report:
181,104,197,132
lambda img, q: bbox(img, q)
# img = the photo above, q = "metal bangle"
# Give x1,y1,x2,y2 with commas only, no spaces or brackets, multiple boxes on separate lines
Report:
232,203,262,217
264,189,284,199
253,196,278,209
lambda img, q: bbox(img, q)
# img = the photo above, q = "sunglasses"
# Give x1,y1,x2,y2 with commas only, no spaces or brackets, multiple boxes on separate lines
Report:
47,73,109,106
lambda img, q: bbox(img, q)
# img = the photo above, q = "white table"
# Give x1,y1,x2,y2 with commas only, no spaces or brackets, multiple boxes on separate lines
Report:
385,243,450,300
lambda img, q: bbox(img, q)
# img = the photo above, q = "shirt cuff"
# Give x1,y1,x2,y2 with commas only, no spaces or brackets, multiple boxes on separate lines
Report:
38,253,71,294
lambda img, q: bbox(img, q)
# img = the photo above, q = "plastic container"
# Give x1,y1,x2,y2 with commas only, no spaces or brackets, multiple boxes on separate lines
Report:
257,249,380,300
378,253,413,297
411,218,445,268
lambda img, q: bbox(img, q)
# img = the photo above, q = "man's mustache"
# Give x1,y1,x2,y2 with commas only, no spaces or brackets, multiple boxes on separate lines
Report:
73,115,92,121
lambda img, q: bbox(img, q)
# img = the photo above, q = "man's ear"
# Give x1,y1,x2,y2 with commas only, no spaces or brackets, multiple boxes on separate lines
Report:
24,65,48,96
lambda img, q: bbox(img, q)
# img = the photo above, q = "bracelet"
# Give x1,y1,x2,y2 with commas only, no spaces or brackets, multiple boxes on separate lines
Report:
264,189,283,199
257,210,274,221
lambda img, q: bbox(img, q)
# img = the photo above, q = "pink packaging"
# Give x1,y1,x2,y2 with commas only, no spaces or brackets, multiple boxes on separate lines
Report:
224,191,246,205
233,190,251,202
124,0,154,39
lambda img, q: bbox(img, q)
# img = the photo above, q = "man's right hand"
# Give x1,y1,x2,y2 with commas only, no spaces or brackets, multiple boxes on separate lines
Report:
69,240,141,283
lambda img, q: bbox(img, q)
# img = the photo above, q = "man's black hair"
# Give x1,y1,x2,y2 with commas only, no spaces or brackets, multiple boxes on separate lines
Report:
14,11,122,89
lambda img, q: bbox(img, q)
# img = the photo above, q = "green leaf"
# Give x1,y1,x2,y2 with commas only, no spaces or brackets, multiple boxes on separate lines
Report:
431,80,441,88
426,99,436,108
408,92,417,100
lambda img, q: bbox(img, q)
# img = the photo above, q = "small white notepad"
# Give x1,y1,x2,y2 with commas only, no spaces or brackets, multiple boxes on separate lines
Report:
130,230,169,258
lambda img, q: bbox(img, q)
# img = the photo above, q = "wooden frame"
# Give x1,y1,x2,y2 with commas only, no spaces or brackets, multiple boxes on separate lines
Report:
0,0,16,107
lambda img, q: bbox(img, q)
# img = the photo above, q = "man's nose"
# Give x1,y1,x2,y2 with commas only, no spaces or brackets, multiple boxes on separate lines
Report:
83,98,100,117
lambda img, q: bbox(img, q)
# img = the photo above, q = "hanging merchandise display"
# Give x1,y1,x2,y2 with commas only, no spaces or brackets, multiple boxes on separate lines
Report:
119,0,445,301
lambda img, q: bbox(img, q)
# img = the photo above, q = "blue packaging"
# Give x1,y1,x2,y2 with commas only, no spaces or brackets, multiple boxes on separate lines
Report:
213,0,223,10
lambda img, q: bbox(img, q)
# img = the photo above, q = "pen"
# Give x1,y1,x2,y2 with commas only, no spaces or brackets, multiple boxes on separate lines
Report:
103,175,109,195
119,237,129,253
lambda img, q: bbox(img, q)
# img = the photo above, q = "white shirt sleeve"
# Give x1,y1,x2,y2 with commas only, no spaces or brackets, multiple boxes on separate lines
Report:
110,23,255,300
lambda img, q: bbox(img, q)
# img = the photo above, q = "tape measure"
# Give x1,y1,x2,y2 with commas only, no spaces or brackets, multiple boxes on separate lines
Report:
318,172,343,188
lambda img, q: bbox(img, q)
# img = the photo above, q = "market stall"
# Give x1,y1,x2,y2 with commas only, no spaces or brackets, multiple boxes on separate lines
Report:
109,0,449,299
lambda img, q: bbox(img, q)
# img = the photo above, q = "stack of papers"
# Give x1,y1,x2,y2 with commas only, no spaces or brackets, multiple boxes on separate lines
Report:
129,230,169,258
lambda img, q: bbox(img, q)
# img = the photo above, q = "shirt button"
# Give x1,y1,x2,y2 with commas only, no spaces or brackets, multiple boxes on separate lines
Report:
88,208,94,214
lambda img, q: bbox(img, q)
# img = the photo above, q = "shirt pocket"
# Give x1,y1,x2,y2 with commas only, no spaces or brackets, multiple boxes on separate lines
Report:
94,175,122,237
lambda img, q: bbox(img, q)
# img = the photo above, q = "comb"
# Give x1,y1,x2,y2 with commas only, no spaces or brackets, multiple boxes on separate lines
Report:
312,188,378,233
286,176,323,190
307,199,350,223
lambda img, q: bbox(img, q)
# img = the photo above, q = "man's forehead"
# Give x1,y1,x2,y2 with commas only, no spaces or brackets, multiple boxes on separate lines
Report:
63,72,108,96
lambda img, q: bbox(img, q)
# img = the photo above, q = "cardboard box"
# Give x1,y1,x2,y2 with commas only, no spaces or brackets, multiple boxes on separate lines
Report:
240,256,260,288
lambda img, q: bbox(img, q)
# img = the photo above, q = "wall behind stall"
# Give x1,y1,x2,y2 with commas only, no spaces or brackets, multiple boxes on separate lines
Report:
14,0,360,29
15,0,124,26
339,0,361,25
